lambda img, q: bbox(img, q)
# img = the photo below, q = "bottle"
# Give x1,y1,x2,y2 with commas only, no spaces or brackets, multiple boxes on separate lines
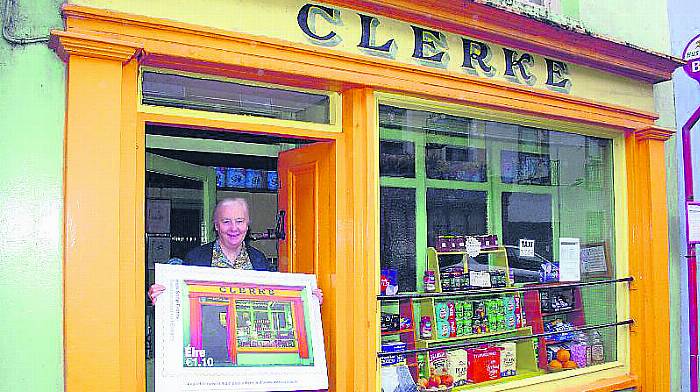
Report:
589,331,605,365
424,270,436,292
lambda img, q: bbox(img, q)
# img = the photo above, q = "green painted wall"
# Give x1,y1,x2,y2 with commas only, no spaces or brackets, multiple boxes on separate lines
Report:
577,0,671,53
0,1,65,391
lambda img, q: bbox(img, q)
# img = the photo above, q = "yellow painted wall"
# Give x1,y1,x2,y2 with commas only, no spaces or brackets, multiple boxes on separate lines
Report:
70,0,655,112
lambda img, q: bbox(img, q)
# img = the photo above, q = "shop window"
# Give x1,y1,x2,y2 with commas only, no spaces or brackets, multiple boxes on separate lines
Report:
380,187,417,292
141,71,332,124
378,103,624,389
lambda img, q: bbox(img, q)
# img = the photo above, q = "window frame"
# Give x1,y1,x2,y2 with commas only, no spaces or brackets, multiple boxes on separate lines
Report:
376,92,631,388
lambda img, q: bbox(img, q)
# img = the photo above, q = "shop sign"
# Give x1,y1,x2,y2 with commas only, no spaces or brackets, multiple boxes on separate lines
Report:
297,3,572,93
155,264,327,391
682,34,700,83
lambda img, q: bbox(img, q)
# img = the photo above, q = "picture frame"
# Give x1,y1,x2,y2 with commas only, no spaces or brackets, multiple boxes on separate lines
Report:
580,242,611,278
146,198,171,234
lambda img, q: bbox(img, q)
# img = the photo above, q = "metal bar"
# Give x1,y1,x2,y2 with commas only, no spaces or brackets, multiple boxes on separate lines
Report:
377,320,633,357
377,277,633,300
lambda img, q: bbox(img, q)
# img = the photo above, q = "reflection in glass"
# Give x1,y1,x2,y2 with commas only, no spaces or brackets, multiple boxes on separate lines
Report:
380,187,416,292
426,144,486,182
380,140,415,178
426,189,487,247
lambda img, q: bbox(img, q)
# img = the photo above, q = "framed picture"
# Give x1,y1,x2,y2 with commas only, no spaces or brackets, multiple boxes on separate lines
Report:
580,242,611,278
155,265,327,392
146,199,171,234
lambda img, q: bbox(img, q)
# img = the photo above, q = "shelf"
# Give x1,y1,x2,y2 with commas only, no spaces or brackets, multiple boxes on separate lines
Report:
541,307,581,317
416,327,531,348
217,187,277,194
434,248,502,255
382,328,415,336
453,370,544,390
544,337,574,345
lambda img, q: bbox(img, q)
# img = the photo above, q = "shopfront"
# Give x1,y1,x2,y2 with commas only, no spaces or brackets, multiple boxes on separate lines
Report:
51,1,682,391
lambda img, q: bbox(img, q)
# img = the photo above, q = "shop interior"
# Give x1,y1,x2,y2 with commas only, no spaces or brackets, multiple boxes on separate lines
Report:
143,124,315,390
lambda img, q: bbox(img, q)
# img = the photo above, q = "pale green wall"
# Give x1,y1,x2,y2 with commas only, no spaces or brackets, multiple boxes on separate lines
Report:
577,0,671,53
0,1,65,391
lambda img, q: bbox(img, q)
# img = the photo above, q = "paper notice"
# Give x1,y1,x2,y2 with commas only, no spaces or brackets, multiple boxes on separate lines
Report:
519,239,535,258
688,203,700,244
559,238,581,282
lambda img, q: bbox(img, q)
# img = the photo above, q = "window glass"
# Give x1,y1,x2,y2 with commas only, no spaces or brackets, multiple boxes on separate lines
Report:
142,71,331,124
378,103,620,386
380,187,417,292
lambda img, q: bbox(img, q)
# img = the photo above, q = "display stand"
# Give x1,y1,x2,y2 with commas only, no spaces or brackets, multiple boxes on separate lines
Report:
523,286,586,369
380,298,420,379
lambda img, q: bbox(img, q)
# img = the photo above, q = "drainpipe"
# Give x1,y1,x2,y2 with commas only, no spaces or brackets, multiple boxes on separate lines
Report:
682,104,700,392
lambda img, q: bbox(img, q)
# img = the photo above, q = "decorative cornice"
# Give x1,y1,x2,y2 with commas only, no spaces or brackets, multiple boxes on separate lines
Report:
323,0,685,84
50,30,143,64
634,125,675,141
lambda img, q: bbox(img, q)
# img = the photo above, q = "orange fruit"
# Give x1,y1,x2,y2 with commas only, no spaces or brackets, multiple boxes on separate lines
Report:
549,359,563,369
563,360,578,369
556,349,571,363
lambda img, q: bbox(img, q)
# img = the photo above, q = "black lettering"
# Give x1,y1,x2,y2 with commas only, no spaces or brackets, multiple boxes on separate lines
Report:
297,4,340,43
358,14,395,54
503,48,535,85
545,58,571,91
411,26,448,64
461,38,494,75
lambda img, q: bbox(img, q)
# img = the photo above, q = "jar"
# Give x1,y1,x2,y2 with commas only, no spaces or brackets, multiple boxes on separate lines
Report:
420,316,433,339
424,270,436,292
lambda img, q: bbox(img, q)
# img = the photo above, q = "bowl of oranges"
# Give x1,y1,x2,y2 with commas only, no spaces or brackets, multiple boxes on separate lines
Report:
548,349,578,372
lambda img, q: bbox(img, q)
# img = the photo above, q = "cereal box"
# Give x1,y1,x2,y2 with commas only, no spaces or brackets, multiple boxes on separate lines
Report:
495,343,517,377
429,350,448,375
446,349,468,387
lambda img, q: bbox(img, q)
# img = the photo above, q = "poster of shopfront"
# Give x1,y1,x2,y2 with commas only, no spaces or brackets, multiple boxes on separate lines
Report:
155,264,328,391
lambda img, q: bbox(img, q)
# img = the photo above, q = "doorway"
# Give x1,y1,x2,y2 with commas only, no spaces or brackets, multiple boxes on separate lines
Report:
143,124,333,390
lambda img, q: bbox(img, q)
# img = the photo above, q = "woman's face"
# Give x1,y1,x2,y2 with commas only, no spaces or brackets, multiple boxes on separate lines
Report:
214,202,249,251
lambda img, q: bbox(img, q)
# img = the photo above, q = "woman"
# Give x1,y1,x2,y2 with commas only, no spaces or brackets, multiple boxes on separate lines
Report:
149,197,322,303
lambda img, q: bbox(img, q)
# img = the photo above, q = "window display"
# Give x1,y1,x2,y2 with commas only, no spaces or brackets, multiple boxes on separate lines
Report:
378,103,625,390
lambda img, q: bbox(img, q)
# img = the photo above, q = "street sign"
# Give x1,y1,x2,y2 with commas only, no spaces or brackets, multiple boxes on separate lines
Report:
682,33,700,83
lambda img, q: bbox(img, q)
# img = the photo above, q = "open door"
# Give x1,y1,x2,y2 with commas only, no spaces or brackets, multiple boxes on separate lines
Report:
277,142,334,275
146,152,217,242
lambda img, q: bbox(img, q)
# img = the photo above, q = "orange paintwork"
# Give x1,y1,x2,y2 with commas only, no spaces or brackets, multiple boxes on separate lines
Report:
626,128,674,392
277,142,339,388
51,3,676,392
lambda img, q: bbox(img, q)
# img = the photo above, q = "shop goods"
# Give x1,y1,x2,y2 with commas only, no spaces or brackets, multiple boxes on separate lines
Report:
495,343,517,377
381,312,401,332
420,316,433,339
380,342,407,367
424,270,437,292
569,332,591,368
467,346,501,383
589,331,605,365
446,349,468,387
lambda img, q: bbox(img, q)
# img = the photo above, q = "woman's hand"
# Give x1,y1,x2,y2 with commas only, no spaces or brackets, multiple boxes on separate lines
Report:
312,288,324,305
148,283,166,304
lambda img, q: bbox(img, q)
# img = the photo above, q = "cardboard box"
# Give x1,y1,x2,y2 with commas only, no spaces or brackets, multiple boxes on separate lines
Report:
429,350,448,375
467,347,501,383
446,349,468,387
380,342,407,367
495,343,517,377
